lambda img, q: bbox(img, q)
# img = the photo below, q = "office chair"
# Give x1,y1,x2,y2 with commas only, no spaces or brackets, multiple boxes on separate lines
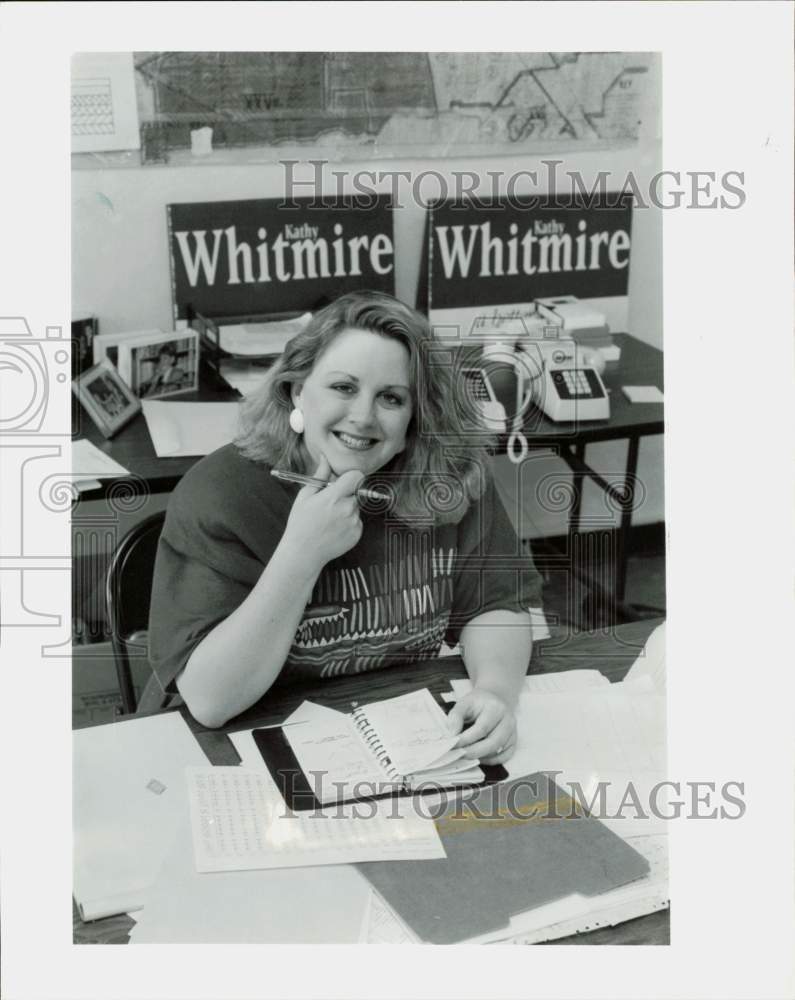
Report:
105,510,168,715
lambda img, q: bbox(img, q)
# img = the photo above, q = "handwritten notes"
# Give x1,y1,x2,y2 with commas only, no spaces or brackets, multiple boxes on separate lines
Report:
282,691,480,804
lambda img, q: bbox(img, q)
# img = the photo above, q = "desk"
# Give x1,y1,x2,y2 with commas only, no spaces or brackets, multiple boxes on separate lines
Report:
74,618,669,946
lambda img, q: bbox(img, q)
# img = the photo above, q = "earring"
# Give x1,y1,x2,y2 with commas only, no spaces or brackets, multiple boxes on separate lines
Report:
288,407,305,434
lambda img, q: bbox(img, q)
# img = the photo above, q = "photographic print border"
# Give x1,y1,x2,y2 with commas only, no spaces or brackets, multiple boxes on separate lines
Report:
72,357,141,438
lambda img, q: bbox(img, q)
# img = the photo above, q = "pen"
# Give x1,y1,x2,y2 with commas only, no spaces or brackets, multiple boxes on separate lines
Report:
270,468,391,503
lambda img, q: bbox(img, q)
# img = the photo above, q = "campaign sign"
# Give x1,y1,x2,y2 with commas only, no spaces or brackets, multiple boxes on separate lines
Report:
427,193,632,310
167,195,395,321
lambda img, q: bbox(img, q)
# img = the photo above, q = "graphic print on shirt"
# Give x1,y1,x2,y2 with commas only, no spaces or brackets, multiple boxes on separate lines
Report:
286,529,456,679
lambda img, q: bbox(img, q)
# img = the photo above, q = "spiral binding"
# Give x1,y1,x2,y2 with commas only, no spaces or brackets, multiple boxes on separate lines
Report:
351,706,407,787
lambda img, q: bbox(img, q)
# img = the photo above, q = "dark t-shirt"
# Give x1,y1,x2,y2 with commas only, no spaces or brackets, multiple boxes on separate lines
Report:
148,444,542,693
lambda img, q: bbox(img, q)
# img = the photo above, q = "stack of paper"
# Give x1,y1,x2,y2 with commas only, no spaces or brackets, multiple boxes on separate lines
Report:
212,312,311,357
218,358,270,397
73,713,209,921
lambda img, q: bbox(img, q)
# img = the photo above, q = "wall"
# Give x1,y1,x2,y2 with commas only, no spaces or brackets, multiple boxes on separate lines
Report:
72,143,664,538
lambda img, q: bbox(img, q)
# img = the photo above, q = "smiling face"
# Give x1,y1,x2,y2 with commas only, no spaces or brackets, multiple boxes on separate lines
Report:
291,327,413,477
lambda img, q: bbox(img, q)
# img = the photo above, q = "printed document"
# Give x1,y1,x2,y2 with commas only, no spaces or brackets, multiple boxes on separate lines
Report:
187,767,446,872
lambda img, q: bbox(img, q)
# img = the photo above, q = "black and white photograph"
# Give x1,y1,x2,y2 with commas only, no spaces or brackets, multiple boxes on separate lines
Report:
1,4,793,1000
72,357,141,438
127,332,199,398
68,44,673,951
71,315,98,379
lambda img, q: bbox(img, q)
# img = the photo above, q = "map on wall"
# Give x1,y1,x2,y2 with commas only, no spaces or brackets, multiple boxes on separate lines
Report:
132,51,659,164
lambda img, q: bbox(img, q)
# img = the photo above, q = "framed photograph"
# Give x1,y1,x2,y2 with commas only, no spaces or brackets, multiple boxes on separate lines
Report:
71,316,98,379
119,330,199,399
92,327,163,368
72,358,141,438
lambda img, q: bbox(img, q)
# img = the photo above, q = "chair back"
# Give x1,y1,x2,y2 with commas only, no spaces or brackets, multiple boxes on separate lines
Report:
105,511,166,714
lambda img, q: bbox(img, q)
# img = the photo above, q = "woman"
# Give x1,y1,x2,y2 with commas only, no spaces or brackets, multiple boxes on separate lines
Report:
149,291,542,764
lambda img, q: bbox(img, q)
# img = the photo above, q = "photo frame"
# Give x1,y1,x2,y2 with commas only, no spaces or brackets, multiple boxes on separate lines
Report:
71,316,98,379
118,329,200,399
72,357,141,438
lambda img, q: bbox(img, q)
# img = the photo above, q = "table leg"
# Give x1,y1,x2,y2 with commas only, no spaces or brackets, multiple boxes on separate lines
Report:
615,435,640,606
568,442,585,536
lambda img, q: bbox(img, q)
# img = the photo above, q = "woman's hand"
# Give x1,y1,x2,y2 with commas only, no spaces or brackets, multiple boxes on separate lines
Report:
282,455,364,570
446,689,517,765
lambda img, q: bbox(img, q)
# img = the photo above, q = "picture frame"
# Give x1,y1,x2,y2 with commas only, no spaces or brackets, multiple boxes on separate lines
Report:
71,316,98,379
72,358,141,439
92,327,161,369
118,329,200,399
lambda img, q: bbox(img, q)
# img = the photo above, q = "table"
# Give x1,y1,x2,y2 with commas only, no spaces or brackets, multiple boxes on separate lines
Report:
74,618,669,946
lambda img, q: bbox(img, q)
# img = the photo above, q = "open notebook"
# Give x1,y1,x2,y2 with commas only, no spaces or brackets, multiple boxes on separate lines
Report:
252,689,504,810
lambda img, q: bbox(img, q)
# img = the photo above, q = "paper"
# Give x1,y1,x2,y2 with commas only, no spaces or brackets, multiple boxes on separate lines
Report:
445,669,667,834
448,668,609,699
141,400,240,457
360,890,418,944
129,812,371,943
71,438,130,486
74,478,102,493
622,621,666,692
282,702,390,798
357,689,461,775
73,712,209,920
71,52,140,153
622,385,664,403
218,358,270,396
215,312,312,357
508,688,666,773
187,767,446,872
505,687,667,836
